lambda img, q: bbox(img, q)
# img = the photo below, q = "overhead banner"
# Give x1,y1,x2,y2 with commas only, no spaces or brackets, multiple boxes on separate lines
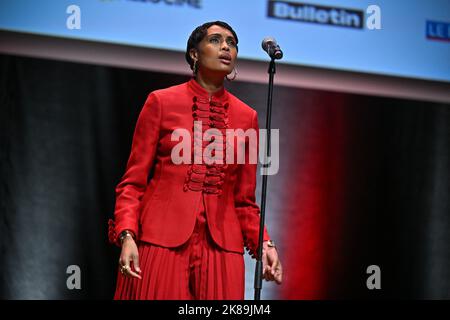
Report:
1,0,449,82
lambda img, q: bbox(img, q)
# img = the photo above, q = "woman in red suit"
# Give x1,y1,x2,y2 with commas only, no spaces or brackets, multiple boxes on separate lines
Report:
108,21,282,299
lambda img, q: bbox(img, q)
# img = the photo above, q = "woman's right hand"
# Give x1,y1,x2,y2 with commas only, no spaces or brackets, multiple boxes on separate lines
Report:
119,237,142,279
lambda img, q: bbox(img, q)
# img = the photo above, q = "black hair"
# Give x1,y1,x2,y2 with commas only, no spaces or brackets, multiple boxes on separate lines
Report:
185,21,239,71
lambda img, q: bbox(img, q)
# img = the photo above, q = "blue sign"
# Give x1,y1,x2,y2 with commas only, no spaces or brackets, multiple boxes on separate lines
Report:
426,20,450,42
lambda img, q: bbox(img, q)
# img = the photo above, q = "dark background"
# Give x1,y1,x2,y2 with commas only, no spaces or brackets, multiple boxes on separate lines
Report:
0,53,448,299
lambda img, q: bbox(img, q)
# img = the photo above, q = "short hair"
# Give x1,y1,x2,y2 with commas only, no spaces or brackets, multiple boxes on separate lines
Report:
185,21,239,71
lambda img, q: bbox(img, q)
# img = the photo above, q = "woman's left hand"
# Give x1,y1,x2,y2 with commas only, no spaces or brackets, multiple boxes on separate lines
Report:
262,241,283,284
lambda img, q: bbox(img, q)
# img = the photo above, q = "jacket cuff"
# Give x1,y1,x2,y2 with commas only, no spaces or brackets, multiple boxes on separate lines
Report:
107,219,137,247
245,227,271,259
107,219,120,247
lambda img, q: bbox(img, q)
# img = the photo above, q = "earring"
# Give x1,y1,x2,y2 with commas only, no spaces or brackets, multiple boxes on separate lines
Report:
192,60,198,75
226,67,238,81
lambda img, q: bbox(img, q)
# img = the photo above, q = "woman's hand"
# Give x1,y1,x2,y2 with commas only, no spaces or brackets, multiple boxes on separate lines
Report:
119,237,142,279
262,241,283,284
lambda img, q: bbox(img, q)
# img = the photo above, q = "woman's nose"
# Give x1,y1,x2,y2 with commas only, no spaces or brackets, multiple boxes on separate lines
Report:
221,41,230,51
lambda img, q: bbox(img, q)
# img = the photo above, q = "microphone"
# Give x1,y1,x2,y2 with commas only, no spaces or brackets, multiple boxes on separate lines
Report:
261,37,283,60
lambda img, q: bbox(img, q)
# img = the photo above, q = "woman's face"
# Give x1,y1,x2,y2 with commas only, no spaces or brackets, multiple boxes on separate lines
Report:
191,25,238,77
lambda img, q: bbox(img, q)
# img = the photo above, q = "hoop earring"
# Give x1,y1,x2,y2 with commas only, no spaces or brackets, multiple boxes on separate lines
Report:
226,67,238,81
192,60,198,76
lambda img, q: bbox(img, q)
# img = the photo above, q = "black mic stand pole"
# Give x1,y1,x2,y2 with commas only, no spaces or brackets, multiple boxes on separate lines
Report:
254,57,276,300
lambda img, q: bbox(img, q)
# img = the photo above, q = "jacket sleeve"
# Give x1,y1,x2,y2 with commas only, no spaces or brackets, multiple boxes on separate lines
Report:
109,92,162,246
234,110,270,258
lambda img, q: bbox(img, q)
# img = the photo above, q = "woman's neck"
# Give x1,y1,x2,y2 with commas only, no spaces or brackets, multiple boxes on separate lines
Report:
194,72,224,94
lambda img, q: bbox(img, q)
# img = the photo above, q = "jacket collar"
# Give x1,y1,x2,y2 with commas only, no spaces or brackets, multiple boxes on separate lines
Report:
187,77,228,103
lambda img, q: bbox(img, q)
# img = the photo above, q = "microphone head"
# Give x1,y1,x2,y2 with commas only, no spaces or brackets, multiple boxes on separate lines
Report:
273,46,283,59
262,37,277,51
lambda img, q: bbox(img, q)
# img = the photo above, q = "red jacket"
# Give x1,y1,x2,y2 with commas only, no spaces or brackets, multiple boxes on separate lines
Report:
109,78,270,257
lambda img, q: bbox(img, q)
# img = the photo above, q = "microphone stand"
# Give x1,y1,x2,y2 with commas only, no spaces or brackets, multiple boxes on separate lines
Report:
254,57,276,300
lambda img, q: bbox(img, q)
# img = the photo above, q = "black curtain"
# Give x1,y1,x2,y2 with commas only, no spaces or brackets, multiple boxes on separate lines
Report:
0,53,449,299
0,54,190,299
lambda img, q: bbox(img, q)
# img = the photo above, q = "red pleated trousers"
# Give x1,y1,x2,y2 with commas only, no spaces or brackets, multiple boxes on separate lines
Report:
113,194,245,300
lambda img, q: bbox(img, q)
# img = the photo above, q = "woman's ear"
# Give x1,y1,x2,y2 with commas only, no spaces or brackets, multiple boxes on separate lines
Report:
189,48,198,62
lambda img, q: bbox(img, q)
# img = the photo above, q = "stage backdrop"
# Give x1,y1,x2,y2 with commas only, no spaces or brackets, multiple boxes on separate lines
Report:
1,0,449,82
0,53,449,299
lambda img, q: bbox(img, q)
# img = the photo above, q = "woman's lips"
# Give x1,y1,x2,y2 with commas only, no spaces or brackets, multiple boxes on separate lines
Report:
219,58,231,65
